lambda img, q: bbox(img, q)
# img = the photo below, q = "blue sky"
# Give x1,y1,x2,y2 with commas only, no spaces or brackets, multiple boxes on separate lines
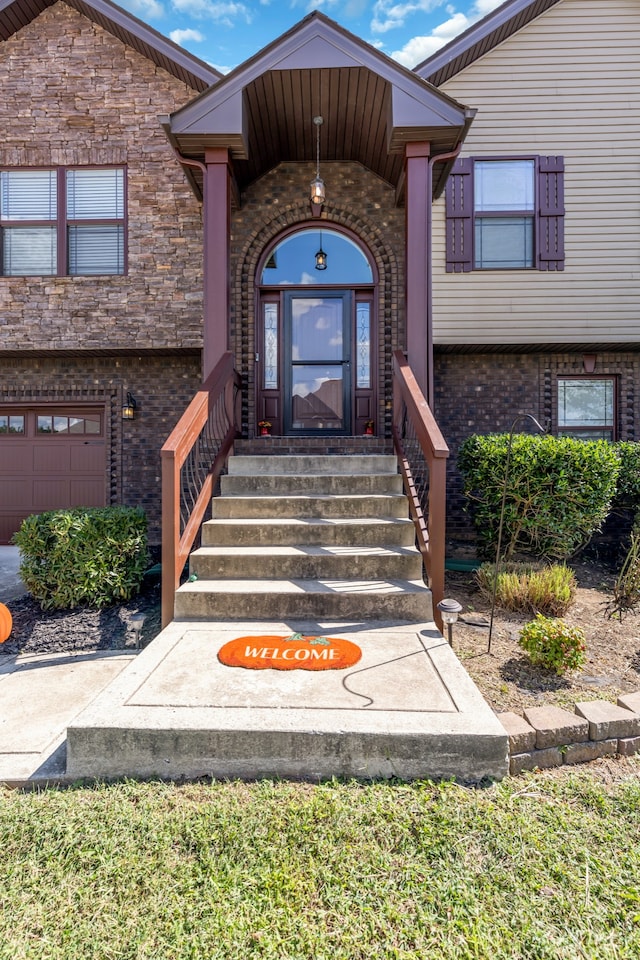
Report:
121,0,504,74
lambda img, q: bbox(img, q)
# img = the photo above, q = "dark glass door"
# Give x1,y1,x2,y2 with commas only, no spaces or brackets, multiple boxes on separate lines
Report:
284,290,351,434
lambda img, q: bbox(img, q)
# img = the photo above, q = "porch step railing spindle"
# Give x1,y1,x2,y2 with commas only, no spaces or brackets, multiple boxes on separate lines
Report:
392,350,449,630
160,351,241,627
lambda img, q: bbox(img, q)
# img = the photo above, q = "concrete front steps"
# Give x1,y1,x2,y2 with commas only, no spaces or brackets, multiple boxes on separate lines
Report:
175,454,433,623
66,452,509,783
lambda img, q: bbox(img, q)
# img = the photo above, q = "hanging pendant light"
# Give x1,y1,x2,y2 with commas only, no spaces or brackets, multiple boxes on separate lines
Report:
310,116,326,209
315,232,327,271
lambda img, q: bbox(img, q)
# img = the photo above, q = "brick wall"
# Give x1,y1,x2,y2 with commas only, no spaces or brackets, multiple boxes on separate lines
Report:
435,350,640,543
0,3,204,352
0,354,201,544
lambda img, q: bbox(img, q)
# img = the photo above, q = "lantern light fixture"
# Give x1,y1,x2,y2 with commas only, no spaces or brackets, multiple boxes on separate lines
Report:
315,233,328,271
122,391,137,420
310,116,326,211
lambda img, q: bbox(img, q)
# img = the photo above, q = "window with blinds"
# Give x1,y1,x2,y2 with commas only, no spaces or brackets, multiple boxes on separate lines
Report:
1,167,125,276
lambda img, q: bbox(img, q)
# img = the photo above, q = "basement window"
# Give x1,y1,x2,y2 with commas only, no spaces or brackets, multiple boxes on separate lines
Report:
557,378,616,440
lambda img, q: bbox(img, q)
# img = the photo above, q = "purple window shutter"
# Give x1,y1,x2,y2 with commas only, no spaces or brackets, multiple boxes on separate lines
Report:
445,157,473,273
537,156,565,271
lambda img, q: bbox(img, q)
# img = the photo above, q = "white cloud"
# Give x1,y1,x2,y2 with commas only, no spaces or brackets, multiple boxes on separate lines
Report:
170,27,205,44
170,0,252,27
371,0,445,35
388,0,505,68
120,0,165,19
475,0,504,12
391,11,469,65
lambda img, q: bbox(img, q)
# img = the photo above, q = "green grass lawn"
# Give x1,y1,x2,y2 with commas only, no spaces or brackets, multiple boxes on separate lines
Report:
1,771,639,959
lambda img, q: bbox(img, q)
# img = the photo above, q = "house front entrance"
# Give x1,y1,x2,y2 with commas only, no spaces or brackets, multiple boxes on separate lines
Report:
256,226,377,437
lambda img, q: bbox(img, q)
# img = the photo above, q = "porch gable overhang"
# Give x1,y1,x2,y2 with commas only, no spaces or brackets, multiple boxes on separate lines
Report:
166,10,473,200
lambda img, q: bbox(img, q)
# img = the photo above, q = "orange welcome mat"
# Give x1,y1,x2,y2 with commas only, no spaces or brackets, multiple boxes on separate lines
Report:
217,633,362,671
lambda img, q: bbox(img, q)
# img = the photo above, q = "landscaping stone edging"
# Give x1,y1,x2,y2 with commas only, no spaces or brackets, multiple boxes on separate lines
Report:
498,691,640,776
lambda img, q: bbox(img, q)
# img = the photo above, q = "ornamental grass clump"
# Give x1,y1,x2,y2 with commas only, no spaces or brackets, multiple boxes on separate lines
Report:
476,562,576,616
518,613,586,674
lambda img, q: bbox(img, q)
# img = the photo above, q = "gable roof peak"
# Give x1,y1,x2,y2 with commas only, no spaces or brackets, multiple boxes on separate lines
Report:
0,0,221,91
415,0,563,86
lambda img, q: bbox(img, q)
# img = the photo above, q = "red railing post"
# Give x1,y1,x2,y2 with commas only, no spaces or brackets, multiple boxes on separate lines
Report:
392,350,449,632
160,351,240,629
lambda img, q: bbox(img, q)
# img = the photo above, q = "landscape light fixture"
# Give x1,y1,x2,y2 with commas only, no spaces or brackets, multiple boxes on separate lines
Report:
310,116,326,212
437,598,463,647
129,611,145,648
121,391,137,420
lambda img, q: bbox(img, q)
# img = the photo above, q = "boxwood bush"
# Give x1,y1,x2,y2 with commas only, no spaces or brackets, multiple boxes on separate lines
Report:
458,434,619,561
612,441,640,519
13,506,148,610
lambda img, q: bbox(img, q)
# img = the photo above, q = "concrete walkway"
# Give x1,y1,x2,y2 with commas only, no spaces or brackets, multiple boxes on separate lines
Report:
0,649,136,787
0,617,509,785
0,546,25,603
0,544,508,785
66,617,509,783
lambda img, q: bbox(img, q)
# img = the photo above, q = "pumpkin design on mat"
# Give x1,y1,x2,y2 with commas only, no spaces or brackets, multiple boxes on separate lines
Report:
218,633,362,671
0,603,12,643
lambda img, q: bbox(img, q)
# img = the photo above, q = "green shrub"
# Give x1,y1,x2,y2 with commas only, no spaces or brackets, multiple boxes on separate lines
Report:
12,506,148,610
476,562,576,616
458,433,619,560
518,614,586,674
612,442,640,517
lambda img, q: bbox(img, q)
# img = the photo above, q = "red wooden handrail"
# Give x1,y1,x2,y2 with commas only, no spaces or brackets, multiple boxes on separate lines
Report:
160,351,240,628
392,350,449,631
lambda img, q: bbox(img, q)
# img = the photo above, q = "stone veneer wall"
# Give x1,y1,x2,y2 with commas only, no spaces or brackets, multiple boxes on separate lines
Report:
229,162,405,437
434,350,640,543
0,355,201,544
0,2,204,351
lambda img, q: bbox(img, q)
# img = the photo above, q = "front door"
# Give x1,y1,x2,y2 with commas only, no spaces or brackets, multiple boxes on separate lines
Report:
285,290,351,435
256,226,376,437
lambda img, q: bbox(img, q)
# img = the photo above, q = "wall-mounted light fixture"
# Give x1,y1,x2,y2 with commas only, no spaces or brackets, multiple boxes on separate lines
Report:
315,233,328,271
122,392,137,420
437,597,463,646
310,116,326,215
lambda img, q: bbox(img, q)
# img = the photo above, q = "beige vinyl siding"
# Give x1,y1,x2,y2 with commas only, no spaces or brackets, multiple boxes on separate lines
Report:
432,0,640,346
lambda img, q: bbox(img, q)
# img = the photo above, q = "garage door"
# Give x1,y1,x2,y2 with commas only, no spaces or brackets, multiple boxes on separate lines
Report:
0,406,106,544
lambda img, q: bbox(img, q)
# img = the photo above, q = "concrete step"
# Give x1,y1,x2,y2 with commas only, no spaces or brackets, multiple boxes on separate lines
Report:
189,545,424,581
174,578,433,622
201,517,416,547
211,494,409,520
228,455,399,476
66,619,509,783
220,473,403,496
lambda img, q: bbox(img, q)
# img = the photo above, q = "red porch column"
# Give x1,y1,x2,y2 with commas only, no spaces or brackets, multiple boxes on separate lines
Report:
405,141,432,404
203,147,231,380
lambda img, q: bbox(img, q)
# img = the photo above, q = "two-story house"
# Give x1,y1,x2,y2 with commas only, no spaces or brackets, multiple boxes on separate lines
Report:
1,0,637,550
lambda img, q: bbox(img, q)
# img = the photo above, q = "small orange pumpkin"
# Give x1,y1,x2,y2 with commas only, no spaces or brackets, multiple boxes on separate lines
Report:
218,633,362,671
0,603,12,643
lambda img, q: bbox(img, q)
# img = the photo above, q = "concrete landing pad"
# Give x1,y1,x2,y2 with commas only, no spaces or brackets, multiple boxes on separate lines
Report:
67,621,508,783
0,651,135,786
